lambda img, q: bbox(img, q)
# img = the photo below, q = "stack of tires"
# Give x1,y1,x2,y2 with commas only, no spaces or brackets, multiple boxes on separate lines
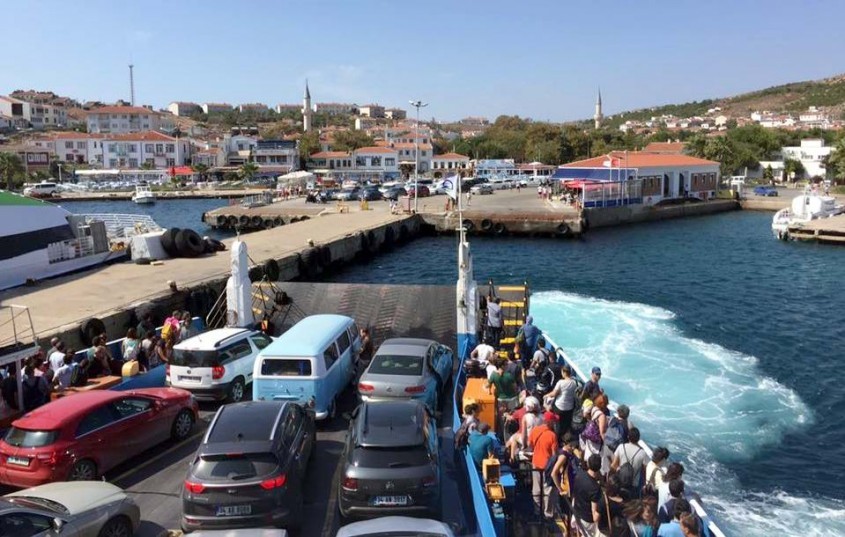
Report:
160,228,223,258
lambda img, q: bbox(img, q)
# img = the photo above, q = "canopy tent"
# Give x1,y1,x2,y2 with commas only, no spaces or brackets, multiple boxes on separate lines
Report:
277,170,315,182
552,166,637,182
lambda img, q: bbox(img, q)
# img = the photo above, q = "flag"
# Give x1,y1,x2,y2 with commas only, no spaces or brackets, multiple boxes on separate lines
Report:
443,174,460,200
602,156,621,168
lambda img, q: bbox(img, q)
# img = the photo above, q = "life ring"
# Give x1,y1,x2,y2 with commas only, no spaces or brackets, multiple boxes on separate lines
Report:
227,215,238,228
462,219,475,233
160,228,180,256
481,219,494,232
238,215,249,226
556,223,570,236
264,259,281,281
215,215,226,226
175,229,205,257
493,222,507,235
80,318,106,347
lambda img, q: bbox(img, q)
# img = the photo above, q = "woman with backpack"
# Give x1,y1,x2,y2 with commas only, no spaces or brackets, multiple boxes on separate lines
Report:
580,394,610,475
597,474,632,537
643,447,670,499
121,328,141,362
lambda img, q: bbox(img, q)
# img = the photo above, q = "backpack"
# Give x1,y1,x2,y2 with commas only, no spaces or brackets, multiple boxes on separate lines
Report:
604,417,626,452
642,465,665,498
123,340,139,361
616,445,642,490
544,449,576,495
161,321,176,342
581,417,603,445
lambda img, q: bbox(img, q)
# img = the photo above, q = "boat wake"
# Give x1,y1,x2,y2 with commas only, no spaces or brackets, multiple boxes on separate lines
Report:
532,290,844,536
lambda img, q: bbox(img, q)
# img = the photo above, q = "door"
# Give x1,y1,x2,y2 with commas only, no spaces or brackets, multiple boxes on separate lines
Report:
218,339,254,386
0,511,55,537
249,334,273,385
321,342,341,413
72,404,122,473
110,396,165,454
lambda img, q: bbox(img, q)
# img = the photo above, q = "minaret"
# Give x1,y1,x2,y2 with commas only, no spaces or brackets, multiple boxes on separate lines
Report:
302,80,312,132
129,64,135,106
594,87,603,129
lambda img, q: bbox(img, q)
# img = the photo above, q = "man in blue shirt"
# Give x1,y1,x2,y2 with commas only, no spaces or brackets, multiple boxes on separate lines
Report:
468,422,495,468
517,316,540,367
658,498,691,537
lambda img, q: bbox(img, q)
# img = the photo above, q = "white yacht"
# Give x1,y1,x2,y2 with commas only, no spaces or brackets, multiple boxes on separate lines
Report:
132,184,156,204
772,191,844,239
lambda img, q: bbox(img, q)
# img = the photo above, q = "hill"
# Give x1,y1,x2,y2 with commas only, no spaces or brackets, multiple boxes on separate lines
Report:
606,73,845,127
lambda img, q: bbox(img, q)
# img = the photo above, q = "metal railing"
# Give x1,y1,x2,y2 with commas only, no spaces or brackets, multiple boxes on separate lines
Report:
47,236,95,263
0,305,38,361
76,214,162,239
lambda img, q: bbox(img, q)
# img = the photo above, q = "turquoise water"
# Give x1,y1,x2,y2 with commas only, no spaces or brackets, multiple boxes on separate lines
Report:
327,211,845,536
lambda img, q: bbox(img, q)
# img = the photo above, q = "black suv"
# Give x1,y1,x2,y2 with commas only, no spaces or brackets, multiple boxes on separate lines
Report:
338,400,441,519
181,401,315,532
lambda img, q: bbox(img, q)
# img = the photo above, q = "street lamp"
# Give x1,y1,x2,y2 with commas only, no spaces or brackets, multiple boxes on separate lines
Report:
57,162,63,183
409,100,428,212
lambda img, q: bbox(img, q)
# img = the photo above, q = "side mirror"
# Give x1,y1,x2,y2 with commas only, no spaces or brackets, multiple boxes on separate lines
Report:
52,518,64,533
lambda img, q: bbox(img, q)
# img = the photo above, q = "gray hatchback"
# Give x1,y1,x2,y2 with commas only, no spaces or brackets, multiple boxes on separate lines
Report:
338,400,441,520
181,401,315,533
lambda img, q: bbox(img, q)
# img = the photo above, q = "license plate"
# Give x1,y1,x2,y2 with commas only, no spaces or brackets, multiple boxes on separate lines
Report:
179,376,202,383
372,495,409,506
216,504,252,516
6,456,29,467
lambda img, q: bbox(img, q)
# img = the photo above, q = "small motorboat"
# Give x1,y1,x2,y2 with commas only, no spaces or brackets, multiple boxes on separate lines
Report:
772,190,844,239
132,184,156,205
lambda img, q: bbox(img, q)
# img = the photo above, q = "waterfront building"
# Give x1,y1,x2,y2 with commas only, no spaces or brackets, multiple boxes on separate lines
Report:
86,106,163,134
101,131,190,169
0,115,12,130
393,142,432,173
473,159,517,179
359,104,386,118
44,132,105,166
314,102,357,115
352,146,400,181
221,134,258,166
167,102,202,116
201,103,233,115
254,139,300,172
191,147,222,168
0,144,53,173
431,152,471,177
760,139,835,180
0,96,67,128
303,82,313,132
594,88,603,129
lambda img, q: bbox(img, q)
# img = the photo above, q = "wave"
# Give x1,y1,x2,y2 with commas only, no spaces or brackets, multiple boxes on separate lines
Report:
531,290,843,536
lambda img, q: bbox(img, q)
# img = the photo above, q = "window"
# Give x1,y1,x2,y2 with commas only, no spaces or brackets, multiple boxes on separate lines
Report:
368,354,423,376
145,144,154,152
281,408,299,444
77,142,85,149
109,159,117,167
128,144,137,153
194,453,278,480
166,144,175,153
66,154,73,161
112,397,152,419
260,358,312,376
0,512,54,536
220,340,253,364
337,330,351,355
65,141,73,149
145,158,154,166
155,144,164,154
324,343,339,370
76,405,118,437
107,144,116,153
385,158,395,166
4,428,58,448
166,158,176,167
129,158,138,168
251,334,272,350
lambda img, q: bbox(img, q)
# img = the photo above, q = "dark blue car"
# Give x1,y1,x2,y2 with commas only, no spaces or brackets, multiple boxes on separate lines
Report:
753,185,778,197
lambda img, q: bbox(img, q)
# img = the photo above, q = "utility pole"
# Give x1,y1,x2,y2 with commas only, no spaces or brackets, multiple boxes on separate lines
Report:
409,99,428,213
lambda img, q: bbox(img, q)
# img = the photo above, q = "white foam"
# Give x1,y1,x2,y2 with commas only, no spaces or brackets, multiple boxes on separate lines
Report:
531,290,841,536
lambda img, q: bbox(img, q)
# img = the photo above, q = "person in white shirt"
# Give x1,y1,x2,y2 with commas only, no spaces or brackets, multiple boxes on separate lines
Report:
53,353,77,389
48,341,67,372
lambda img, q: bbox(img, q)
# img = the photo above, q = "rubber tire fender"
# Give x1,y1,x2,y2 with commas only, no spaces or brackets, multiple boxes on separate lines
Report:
366,230,377,251
250,215,262,228
263,218,275,229
80,317,106,347
357,231,369,251
556,223,570,236
480,219,494,232
383,226,395,247
160,227,180,256
215,215,226,226
175,229,205,258
273,217,284,227
299,215,310,221
289,216,300,223
239,215,249,226
264,258,281,281
398,224,410,243
493,222,507,235
227,215,238,228
462,219,475,233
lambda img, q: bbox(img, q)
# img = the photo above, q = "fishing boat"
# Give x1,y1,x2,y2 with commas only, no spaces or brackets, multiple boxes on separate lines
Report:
451,177,727,536
772,190,844,239
131,183,156,204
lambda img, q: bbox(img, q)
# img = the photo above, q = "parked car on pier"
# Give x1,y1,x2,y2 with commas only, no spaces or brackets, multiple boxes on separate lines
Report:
338,400,441,519
753,185,779,197
359,187,383,201
0,388,197,488
357,338,453,413
405,185,430,198
470,184,493,195
181,401,315,533
336,187,362,201
1,481,141,537
22,182,58,198
382,187,407,201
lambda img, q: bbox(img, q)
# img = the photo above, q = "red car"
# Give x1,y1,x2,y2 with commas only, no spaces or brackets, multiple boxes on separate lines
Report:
406,185,430,197
0,388,197,488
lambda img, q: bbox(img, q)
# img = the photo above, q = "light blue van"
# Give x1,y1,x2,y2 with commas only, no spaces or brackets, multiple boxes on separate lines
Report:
253,314,361,420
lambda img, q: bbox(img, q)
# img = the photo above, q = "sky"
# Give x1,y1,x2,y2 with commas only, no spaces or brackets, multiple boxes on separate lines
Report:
2,0,845,123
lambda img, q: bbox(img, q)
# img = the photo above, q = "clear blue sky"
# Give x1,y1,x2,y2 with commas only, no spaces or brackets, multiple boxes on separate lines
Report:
2,0,844,123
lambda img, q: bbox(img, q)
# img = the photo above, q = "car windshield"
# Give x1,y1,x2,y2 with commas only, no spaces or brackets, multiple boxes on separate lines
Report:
260,358,312,376
7,496,69,515
368,355,423,376
4,428,58,447
351,445,430,468
171,348,220,367
193,453,279,481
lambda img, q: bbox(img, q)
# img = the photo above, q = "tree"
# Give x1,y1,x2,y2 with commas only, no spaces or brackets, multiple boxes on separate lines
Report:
823,138,845,184
0,152,25,190
191,163,209,181
298,131,321,162
239,162,259,182
331,130,374,152
783,158,806,182
763,165,774,181
140,161,155,170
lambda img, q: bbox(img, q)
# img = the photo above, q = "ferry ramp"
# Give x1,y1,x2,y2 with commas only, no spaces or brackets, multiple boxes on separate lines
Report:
96,282,470,537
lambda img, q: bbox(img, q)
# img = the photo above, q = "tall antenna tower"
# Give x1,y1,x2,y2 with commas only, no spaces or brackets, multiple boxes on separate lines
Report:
129,64,135,106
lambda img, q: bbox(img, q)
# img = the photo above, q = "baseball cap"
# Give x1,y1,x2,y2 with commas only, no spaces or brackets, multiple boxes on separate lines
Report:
592,367,602,375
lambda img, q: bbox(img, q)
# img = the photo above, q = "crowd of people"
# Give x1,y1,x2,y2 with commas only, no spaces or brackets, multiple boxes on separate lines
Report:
0,310,197,415
461,314,708,537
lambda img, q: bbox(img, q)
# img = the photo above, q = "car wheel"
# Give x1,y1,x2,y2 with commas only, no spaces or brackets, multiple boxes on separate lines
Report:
227,377,245,403
69,459,98,481
98,516,133,537
171,409,195,441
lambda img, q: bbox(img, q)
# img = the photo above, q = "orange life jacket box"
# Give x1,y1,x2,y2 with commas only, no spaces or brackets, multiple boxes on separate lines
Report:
463,377,498,433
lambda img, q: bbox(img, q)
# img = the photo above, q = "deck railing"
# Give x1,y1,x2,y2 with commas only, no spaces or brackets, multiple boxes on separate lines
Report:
76,214,162,239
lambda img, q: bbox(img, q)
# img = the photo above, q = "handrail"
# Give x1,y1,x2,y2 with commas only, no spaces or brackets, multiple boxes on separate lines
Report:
76,213,162,238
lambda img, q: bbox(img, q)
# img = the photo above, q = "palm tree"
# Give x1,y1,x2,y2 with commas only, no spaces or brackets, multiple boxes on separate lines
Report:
191,163,209,181
0,152,25,191
239,162,259,182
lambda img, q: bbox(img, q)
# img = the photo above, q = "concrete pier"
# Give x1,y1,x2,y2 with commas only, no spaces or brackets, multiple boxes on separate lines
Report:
786,213,845,243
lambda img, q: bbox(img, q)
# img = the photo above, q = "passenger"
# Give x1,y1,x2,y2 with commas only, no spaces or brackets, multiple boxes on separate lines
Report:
179,312,195,342
658,479,686,524
1,365,19,410
140,333,158,371
610,427,650,498
155,338,173,365
624,497,660,537
161,310,181,344
550,435,582,517
53,352,78,390
89,339,113,377
658,463,685,511
122,328,141,361
572,453,603,535
679,512,701,537
528,414,558,519
581,366,604,402
598,474,631,537
470,339,497,368
505,396,542,462
644,447,671,497
615,404,632,442
136,312,155,340
48,340,67,372
515,316,540,367
21,365,49,411
485,360,518,410
467,422,495,468
657,498,692,537
358,328,373,362
504,351,525,393
581,394,609,474
486,297,503,347
530,337,553,375
462,403,480,433
545,364,578,442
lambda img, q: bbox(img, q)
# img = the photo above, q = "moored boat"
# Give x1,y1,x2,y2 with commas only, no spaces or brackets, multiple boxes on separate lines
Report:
131,184,156,204
772,191,844,240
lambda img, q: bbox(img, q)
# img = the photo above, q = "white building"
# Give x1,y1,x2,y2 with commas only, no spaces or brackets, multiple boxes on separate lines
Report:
385,108,406,120
314,102,357,115
275,103,301,114
201,103,233,114
392,142,432,173
781,139,834,179
0,96,66,128
101,131,191,169
238,103,270,114
86,106,163,134
254,140,299,172
49,132,105,166
167,102,202,116
221,134,258,166
354,146,399,176
431,152,471,176
359,104,386,118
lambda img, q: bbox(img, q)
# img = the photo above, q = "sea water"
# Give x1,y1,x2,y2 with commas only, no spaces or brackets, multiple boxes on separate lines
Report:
327,211,845,536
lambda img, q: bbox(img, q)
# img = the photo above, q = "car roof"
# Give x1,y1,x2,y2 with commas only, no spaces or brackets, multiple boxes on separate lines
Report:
354,401,427,448
375,338,433,356
12,389,159,430
336,516,453,537
205,401,287,448
260,314,353,357
175,327,253,350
